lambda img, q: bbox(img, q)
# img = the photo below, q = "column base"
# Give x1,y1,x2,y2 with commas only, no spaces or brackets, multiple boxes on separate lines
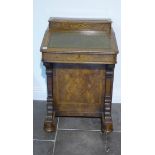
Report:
44,116,56,132
101,117,113,133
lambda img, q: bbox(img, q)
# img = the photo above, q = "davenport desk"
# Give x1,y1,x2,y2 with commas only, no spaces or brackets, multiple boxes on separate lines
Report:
40,18,118,133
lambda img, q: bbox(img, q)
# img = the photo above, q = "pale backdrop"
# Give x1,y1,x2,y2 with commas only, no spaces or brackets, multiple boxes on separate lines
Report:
33,0,121,103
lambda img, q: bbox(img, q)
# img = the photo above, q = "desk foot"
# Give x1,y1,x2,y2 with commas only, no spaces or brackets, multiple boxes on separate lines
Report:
44,115,56,132
102,116,113,133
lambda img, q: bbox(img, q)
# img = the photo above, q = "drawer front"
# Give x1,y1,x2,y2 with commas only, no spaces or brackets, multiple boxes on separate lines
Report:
42,53,116,64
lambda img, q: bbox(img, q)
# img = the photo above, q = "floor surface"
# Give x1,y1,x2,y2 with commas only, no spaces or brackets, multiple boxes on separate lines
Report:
33,101,121,155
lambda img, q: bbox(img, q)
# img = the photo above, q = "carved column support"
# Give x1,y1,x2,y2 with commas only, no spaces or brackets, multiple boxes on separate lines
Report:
102,64,115,133
43,62,56,132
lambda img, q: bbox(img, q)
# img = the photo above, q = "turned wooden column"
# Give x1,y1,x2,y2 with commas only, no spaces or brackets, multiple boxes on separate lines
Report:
43,62,56,132
102,64,115,133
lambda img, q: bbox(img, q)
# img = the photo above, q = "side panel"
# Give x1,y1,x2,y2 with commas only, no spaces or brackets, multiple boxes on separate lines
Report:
53,63,105,116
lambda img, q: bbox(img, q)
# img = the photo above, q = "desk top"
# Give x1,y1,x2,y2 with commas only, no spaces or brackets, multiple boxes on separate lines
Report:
41,18,118,54
48,31,110,49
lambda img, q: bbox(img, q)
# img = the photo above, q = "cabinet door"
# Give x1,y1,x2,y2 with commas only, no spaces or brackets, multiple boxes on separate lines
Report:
53,63,105,117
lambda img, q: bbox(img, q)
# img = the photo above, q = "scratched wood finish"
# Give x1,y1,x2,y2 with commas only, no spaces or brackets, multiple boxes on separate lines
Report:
41,18,119,133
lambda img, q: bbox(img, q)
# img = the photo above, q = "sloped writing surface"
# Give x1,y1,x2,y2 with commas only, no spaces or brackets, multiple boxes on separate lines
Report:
48,31,111,49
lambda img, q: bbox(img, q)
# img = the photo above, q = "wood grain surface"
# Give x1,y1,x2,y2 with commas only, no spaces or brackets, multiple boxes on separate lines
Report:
41,18,118,133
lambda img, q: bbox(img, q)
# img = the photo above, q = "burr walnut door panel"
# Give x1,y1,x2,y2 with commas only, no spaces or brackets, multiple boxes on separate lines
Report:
53,63,105,116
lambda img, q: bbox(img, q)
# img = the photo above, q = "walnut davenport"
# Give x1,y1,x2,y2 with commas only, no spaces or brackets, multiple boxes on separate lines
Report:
40,18,118,133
